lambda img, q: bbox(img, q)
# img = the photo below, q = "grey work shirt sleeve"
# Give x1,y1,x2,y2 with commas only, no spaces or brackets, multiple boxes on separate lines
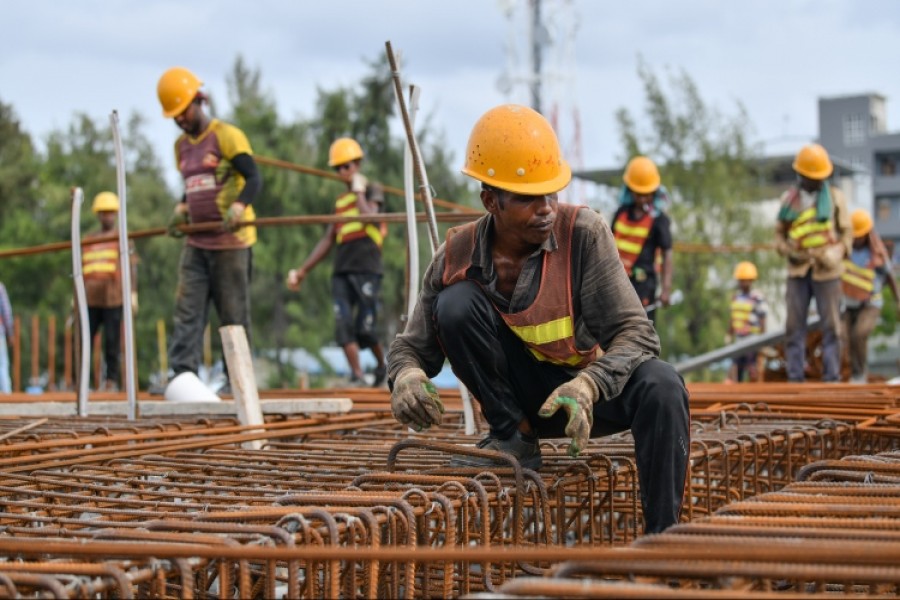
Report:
574,210,660,400
387,243,450,383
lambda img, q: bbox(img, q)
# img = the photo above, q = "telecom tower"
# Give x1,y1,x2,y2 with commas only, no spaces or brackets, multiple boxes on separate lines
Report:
497,0,584,203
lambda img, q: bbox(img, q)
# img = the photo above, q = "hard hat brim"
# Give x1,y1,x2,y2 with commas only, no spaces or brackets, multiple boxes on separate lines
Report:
461,160,572,196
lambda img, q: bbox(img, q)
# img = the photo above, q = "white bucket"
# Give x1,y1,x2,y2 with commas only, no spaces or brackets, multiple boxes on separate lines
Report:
164,372,221,403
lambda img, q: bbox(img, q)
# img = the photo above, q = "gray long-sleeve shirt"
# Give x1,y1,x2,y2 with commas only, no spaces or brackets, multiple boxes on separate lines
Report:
388,207,660,402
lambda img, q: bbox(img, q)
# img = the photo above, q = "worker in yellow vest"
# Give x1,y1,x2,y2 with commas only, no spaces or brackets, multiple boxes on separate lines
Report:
287,137,388,387
387,104,689,534
775,143,852,382
841,209,899,383
727,261,768,382
82,192,138,392
611,156,673,323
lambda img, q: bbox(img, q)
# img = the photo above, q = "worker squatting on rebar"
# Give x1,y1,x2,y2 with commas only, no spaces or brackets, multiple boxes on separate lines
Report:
387,104,691,534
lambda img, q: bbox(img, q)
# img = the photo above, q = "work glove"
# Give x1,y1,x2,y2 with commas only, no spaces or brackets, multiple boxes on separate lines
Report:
131,291,139,315
391,366,444,430
286,268,306,292
812,243,845,271
167,210,189,238
224,202,245,232
538,373,599,458
350,173,368,194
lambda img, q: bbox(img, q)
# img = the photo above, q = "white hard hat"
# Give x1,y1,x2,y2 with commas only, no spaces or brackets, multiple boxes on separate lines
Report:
164,371,221,403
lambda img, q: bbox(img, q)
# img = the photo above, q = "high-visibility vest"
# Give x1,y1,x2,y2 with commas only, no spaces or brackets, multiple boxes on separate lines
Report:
613,210,654,276
841,259,876,302
82,239,120,281
334,192,385,247
443,204,600,368
730,297,761,336
788,206,834,249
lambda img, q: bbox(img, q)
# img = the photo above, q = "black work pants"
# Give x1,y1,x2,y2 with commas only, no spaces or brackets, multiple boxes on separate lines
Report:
88,305,122,386
433,281,690,533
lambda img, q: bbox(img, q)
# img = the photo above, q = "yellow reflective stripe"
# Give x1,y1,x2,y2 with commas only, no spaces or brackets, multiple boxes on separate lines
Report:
83,249,118,261
614,221,650,237
83,263,117,274
508,316,573,345
789,220,831,240
616,239,643,255
841,272,875,292
529,347,584,367
365,224,383,246
336,194,357,210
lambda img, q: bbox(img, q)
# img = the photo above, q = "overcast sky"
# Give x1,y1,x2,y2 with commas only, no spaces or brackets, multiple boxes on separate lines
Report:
3,0,900,195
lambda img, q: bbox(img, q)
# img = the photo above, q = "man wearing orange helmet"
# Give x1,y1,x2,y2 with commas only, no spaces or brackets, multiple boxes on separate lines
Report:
841,209,899,383
775,143,852,383
156,67,262,394
286,138,388,386
611,156,673,320
82,192,138,392
387,105,689,534
727,261,767,383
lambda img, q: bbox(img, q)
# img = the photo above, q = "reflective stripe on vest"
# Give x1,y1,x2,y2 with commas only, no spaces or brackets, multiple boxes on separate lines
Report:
841,259,876,302
613,211,653,275
334,192,385,247
442,204,600,369
82,241,120,279
730,298,759,336
788,206,834,249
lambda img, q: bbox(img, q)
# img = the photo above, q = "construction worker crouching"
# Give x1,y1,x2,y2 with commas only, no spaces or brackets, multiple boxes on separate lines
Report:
841,209,900,383
727,261,767,383
286,137,388,387
611,156,673,323
82,192,138,392
157,67,262,396
387,104,690,534
775,143,851,382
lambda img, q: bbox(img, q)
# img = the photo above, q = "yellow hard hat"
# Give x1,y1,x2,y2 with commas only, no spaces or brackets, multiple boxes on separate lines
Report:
623,156,661,195
733,261,758,281
461,104,571,195
851,209,874,238
792,143,833,180
328,137,364,167
157,67,202,118
91,191,120,214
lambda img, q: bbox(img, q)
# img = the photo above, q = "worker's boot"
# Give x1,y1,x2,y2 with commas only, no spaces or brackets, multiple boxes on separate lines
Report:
450,430,543,470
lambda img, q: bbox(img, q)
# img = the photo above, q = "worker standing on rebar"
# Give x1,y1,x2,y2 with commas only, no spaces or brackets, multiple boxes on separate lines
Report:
0,281,12,393
611,156,673,322
841,209,900,383
82,192,138,392
387,104,690,534
157,67,262,395
726,261,767,383
286,138,388,387
775,143,851,383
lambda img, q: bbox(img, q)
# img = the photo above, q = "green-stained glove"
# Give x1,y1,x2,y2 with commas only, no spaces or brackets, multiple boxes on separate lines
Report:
538,373,599,457
391,366,444,430
224,202,245,232
167,210,189,238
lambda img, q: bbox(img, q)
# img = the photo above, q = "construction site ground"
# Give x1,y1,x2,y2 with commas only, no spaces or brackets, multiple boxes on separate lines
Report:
0,381,898,598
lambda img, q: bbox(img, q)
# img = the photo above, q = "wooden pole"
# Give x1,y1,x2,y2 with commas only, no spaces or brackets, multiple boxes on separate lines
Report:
30,315,39,389
219,325,265,450
63,317,72,390
12,317,20,392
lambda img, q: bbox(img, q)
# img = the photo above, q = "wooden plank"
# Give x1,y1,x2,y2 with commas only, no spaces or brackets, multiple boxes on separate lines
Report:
219,325,266,450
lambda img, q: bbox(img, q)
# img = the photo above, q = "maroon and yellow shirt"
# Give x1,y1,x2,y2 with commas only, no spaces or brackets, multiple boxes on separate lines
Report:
174,119,257,250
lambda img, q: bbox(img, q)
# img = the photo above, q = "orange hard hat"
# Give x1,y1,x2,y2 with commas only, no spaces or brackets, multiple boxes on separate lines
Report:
792,143,833,180
851,209,873,238
733,261,758,281
157,67,202,118
623,156,661,195
328,137,364,167
461,104,571,195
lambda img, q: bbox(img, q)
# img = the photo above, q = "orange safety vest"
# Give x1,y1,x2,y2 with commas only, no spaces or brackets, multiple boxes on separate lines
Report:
787,205,835,250
334,191,385,247
841,259,876,302
82,239,120,281
730,296,761,336
443,204,600,368
613,210,654,276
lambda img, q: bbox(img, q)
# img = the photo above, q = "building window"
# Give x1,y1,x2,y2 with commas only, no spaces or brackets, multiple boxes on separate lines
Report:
843,114,867,147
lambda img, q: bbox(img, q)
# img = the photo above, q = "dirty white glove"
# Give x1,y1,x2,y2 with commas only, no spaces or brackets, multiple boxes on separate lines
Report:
813,243,845,271
351,173,368,194
391,367,444,430
224,202,245,232
286,268,306,292
538,374,599,457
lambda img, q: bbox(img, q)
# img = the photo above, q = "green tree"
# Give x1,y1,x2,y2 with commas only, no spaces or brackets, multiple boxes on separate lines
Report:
614,62,775,376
